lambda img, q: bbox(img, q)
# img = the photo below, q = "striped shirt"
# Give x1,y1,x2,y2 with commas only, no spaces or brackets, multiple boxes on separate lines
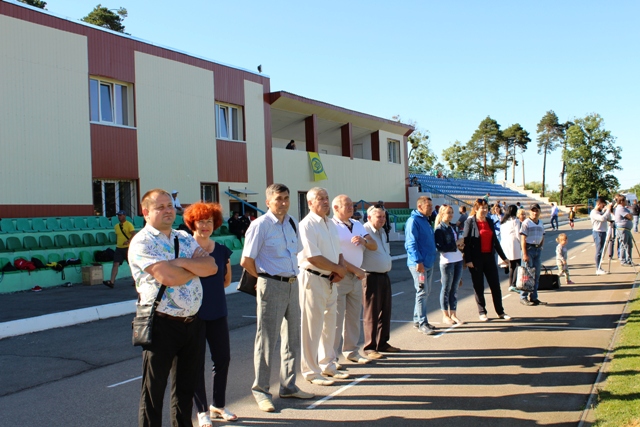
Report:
520,218,545,245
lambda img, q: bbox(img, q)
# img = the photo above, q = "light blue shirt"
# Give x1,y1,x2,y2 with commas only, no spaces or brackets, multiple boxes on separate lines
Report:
242,210,302,277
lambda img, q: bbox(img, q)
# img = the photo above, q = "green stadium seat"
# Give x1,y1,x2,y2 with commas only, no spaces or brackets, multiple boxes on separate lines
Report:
219,225,229,235
46,218,61,232
232,239,243,250
173,216,184,227
0,257,19,273
79,250,94,265
0,239,6,252
32,218,48,232
39,235,55,250
223,238,234,250
108,231,117,244
99,216,112,229
48,253,61,264
22,236,40,251
133,216,145,229
0,219,16,233
73,217,89,230
83,233,96,246
95,232,108,245
63,251,77,261
6,237,22,251
69,233,83,247
32,254,47,268
86,217,101,229
16,218,32,233
54,234,69,248
60,217,78,231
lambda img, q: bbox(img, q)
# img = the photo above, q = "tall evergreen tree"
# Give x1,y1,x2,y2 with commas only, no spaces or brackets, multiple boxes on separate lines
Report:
536,110,563,197
564,113,621,203
468,116,502,177
502,123,530,183
82,4,128,33
18,0,46,8
558,120,574,205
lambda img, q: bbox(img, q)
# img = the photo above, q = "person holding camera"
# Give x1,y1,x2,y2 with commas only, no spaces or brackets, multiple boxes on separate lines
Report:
590,197,612,275
614,194,635,266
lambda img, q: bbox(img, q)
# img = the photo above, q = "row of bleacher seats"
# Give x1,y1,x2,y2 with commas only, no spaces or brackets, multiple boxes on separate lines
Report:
0,232,117,253
411,174,526,198
0,216,145,234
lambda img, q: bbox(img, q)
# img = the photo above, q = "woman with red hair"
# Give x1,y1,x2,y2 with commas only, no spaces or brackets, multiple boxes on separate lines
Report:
184,202,237,424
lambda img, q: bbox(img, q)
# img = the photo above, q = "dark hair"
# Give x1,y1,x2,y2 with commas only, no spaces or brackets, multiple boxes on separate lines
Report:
501,205,518,224
266,183,290,198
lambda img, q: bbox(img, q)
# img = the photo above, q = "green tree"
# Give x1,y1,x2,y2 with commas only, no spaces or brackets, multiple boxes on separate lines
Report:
558,120,574,205
82,4,128,33
502,123,530,183
407,129,439,173
442,140,483,176
18,0,46,8
563,113,621,203
468,116,502,177
536,110,563,197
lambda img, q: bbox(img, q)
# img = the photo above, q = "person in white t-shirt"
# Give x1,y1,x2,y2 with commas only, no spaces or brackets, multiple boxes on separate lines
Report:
171,190,184,215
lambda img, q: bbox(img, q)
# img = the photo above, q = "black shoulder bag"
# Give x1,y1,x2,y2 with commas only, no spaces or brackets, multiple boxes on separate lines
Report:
237,217,296,297
132,235,179,346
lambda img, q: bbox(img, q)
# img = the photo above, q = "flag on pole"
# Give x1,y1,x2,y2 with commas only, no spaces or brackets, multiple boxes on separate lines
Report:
308,152,328,181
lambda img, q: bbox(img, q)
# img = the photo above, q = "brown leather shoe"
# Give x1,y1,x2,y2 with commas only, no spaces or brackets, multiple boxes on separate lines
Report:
366,351,384,360
379,345,401,353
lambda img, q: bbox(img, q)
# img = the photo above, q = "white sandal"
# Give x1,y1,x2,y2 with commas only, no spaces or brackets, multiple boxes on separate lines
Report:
197,412,212,427
210,405,238,422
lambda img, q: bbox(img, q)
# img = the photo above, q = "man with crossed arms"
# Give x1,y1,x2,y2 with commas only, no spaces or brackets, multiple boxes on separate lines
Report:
331,195,377,365
298,187,349,385
241,183,314,413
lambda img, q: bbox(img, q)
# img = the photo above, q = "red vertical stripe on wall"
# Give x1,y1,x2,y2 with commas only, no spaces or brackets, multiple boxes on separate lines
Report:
305,115,318,153
217,140,248,182
90,124,139,179
371,131,380,161
341,123,353,159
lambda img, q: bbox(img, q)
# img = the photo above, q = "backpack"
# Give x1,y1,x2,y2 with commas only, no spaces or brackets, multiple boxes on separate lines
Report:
31,257,46,269
14,258,36,272
94,248,115,262
1,262,18,272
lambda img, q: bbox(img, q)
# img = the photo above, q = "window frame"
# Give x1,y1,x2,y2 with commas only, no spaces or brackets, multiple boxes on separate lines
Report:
215,102,244,141
89,77,135,128
388,139,401,164
200,183,219,203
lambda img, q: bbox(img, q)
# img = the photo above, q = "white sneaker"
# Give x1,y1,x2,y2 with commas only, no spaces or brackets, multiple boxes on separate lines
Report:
596,269,609,275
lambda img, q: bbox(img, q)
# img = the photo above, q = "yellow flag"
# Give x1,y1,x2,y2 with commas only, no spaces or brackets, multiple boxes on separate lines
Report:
308,152,328,181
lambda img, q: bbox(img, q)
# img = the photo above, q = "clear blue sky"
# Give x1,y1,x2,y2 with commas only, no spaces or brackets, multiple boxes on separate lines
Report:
35,0,640,190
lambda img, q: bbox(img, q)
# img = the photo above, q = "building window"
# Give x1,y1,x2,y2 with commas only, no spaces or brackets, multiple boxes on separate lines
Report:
93,179,137,217
90,78,134,126
201,183,219,203
215,103,243,141
388,139,401,164
298,191,309,220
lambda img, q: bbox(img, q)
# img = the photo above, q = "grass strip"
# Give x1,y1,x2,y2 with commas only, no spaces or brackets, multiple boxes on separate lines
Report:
593,296,640,427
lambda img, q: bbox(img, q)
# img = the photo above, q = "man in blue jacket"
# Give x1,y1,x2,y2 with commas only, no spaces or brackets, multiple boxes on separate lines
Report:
405,196,437,335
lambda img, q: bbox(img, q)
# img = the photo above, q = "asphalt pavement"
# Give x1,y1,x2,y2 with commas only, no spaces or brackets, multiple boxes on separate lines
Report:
0,219,637,426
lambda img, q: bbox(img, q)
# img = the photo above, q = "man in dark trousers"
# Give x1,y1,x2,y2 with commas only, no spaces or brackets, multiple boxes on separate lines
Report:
377,200,391,240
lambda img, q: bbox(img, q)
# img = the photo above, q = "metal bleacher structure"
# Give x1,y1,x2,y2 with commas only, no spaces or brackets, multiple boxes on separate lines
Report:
0,215,245,293
386,173,562,239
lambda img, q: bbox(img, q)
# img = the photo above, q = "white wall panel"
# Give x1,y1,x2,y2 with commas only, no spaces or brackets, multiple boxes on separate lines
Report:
244,80,267,193
135,52,217,204
0,15,91,204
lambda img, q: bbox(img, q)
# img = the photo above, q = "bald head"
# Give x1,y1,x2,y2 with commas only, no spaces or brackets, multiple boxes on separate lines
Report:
332,194,353,221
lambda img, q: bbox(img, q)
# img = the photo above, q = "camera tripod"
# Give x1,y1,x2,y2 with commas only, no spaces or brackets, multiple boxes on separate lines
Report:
599,220,640,274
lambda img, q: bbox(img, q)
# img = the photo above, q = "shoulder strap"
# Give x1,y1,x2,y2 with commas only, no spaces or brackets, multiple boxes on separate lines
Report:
288,217,297,234
153,235,179,306
119,223,130,240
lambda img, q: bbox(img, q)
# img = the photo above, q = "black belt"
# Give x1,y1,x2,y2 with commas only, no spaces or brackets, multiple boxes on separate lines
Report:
306,268,331,279
259,273,296,284
526,243,541,248
156,312,196,324
367,271,388,275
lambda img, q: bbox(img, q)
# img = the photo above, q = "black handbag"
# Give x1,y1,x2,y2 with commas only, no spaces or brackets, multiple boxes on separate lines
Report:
538,265,560,290
132,235,179,346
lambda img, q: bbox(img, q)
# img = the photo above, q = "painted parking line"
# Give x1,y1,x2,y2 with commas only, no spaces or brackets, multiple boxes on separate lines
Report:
511,325,613,331
433,323,460,338
582,249,588,252
108,376,142,388
242,315,257,318
392,291,404,297
502,293,512,300
307,375,371,409
570,256,577,260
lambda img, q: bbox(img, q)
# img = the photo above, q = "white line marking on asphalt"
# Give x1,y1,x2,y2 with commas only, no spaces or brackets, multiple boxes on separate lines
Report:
307,375,371,409
391,254,407,261
108,376,142,388
434,279,441,283
582,249,587,252
434,324,460,338
570,256,576,259
390,320,413,323
392,291,404,297
512,325,613,331
502,294,512,300
242,315,257,318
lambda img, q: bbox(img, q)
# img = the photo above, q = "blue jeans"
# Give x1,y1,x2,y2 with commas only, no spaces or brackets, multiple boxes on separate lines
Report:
439,261,462,311
551,215,559,230
593,230,606,270
634,216,638,233
616,228,633,264
409,264,433,326
521,245,542,301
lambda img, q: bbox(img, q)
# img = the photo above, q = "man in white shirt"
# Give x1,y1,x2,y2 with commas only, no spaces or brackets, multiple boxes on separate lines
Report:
331,195,377,365
550,203,559,230
171,190,184,215
297,187,349,386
